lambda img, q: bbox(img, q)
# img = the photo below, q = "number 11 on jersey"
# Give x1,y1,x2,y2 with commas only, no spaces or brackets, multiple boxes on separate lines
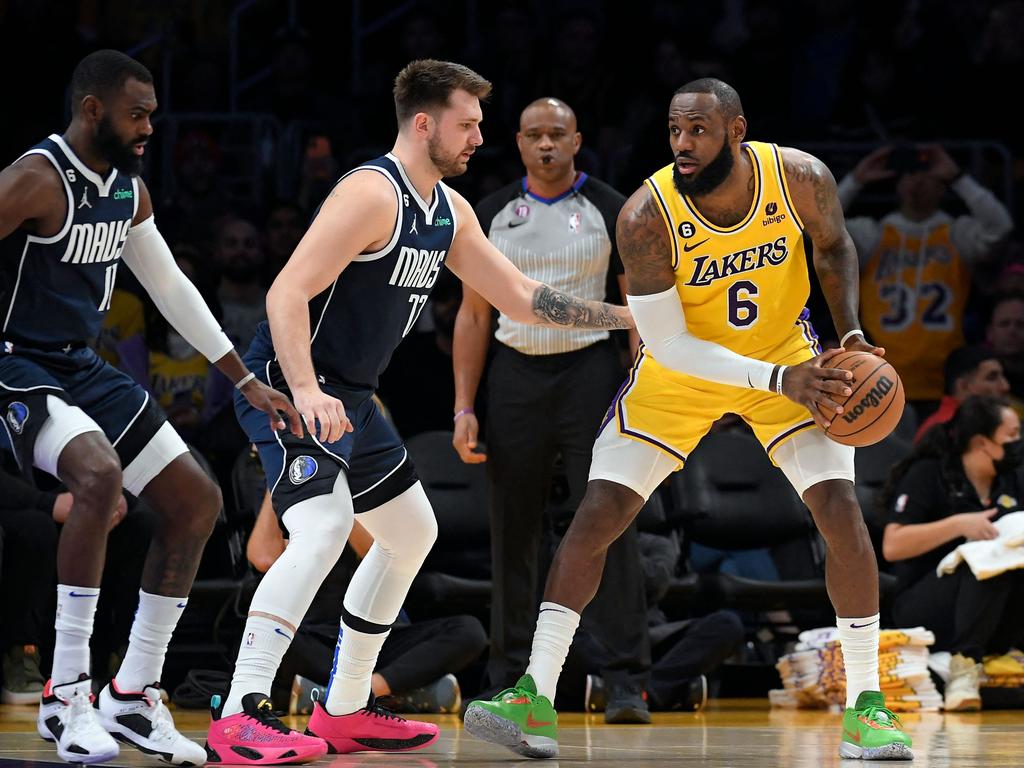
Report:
98,263,118,311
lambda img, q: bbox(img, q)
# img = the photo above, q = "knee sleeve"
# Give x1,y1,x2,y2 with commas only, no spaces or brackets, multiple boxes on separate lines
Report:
249,473,354,628
343,482,437,627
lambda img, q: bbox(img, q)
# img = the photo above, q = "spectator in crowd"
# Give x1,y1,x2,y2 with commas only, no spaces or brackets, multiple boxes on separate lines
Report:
882,395,1024,711
452,97,650,723
160,129,231,247
986,293,1024,406
262,200,306,283
0,465,60,704
915,346,1011,442
214,215,268,353
566,526,745,713
838,144,1013,415
244,492,487,715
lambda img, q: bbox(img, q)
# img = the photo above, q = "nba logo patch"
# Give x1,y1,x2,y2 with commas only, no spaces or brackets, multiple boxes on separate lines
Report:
6,402,28,435
289,455,318,485
568,212,581,233
245,632,255,647
3,341,12,354
515,204,530,219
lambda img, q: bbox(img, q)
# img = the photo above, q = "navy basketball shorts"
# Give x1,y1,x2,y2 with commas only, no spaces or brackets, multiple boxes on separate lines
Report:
0,345,187,494
237,351,418,520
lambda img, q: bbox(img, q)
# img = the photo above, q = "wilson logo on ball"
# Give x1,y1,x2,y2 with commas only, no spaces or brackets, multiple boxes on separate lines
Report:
841,377,895,424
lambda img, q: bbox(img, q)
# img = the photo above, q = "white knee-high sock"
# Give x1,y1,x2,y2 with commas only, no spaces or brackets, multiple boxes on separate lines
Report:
222,615,295,716
837,614,881,708
53,584,99,685
324,620,390,715
526,602,581,701
223,477,353,717
321,482,437,714
115,591,187,691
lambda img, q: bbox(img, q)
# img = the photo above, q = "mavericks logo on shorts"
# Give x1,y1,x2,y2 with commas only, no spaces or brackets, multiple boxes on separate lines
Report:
5,402,29,435
289,455,318,485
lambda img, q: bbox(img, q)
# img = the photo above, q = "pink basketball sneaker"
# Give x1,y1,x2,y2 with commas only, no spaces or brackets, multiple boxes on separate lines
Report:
204,693,326,765
303,696,439,754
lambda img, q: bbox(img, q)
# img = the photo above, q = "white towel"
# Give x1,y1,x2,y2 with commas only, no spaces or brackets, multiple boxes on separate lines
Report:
937,511,1024,580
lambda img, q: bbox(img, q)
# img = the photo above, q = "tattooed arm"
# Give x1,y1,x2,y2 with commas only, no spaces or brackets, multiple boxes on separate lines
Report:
445,190,633,330
781,147,881,353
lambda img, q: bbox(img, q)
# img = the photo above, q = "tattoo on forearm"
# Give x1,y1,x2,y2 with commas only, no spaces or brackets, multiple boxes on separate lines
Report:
616,190,675,294
532,285,630,329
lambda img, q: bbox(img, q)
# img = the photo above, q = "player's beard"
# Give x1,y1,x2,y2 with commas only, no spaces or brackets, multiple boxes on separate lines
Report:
427,132,468,177
672,137,734,198
95,115,144,176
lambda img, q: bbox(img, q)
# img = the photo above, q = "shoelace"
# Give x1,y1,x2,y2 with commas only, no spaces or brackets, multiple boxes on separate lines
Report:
494,685,540,704
145,697,180,742
249,701,293,734
65,689,102,738
861,704,903,729
365,700,404,722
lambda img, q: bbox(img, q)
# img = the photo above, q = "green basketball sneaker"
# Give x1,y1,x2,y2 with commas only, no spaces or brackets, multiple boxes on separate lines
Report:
839,690,913,760
463,674,558,759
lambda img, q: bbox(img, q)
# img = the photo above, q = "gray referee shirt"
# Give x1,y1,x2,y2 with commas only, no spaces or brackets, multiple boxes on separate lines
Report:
476,173,626,355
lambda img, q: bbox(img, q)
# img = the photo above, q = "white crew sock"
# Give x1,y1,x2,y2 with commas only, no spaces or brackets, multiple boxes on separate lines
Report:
837,613,881,708
324,620,390,716
53,584,99,685
525,602,581,701
115,590,187,692
222,616,295,716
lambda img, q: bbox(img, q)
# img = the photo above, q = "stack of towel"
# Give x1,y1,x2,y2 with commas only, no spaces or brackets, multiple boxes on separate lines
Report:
771,627,942,711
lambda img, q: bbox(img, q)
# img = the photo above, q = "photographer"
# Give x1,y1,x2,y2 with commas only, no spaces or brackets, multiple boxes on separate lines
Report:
838,145,1013,416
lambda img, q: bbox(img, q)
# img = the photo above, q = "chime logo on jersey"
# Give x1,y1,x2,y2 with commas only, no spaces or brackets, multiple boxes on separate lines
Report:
5,401,29,435
684,236,790,287
60,218,132,265
388,246,447,289
289,455,318,485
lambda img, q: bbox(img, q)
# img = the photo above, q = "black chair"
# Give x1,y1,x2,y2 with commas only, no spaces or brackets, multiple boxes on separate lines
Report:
404,430,492,618
854,433,912,562
667,429,832,618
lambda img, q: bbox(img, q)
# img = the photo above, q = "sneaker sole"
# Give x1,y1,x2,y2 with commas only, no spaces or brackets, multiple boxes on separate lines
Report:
604,705,652,725
944,697,982,712
108,728,205,766
839,740,914,760
3,688,43,705
304,726,438,754
204,739,326,765
39,724,121,764
463,706,557,759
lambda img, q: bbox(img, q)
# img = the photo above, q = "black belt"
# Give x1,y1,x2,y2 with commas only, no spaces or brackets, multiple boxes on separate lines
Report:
1,337,88,353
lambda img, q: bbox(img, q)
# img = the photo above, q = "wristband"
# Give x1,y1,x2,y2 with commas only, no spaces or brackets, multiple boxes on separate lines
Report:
235,371,257,390
840,329,864,347
775,365,787,395
454,407,474,422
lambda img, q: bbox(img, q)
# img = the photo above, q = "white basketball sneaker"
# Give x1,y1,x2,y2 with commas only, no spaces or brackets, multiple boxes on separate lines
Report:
99,680,207,766
37,676,120,764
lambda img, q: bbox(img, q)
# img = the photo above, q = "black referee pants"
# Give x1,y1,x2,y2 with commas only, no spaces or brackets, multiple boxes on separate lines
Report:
484,339,651,690
892,566,1024,662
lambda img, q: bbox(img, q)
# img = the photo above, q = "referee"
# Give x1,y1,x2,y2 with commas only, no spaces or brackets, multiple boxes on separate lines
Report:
452,98,651,722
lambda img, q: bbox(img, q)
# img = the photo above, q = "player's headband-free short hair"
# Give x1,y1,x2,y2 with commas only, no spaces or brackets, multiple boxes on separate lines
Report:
393,59,492,124
70,49,153,112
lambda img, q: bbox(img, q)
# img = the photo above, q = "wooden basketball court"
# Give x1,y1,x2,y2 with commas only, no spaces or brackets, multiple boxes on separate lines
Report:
3,700,1023,766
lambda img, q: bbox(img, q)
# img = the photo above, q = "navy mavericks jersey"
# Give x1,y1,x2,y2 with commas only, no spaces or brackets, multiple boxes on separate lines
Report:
255,153,458,389
0,134,138,347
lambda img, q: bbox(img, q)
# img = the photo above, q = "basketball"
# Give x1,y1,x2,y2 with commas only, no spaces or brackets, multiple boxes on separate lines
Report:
817,351,905,447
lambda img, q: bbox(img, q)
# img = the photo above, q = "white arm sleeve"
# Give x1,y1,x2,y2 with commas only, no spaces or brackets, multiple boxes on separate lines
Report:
121,216,235,363
627,288,777,391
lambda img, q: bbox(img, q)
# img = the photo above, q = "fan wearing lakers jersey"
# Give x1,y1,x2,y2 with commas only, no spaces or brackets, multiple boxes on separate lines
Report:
465,79,913,762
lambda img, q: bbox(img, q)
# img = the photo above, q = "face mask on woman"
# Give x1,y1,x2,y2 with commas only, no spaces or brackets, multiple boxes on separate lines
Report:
996,439,1024,474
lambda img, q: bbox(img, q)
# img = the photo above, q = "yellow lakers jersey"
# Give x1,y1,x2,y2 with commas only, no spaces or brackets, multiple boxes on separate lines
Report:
149,351,209,410
644,141,811,364
860,220,968,401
